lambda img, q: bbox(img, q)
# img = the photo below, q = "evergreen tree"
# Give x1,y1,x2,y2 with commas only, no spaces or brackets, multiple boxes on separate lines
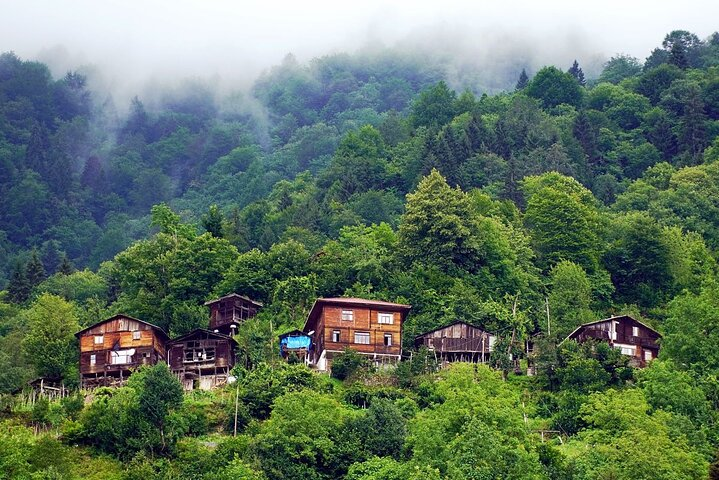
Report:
26,250,46,289
201,204,225,238
7,261,31,304
568,60,586,86
515,68,529,90
57,254,75,275
669,42,690,69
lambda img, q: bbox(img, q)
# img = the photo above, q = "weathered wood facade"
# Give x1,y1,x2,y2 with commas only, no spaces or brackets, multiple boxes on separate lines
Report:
565,315,661,367
303,297,411,371
414,321,496,363
168,329,236,391
279,329,312,363
76,314,169,388
205,293,262,336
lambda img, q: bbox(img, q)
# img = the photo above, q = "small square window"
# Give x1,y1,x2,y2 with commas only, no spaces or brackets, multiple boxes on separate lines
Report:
341,310,354,321
354,332,370,345
90,354,96,366
332,330,340,342
94,335,104,345
384,334,392,346
133,330,141,340
378,313,394,324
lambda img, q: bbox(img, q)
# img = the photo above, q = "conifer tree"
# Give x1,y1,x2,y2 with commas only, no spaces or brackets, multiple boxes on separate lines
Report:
26,250,46,289
7,261,31,304
515,69,529,90
568,60,586,86
58,254,75,275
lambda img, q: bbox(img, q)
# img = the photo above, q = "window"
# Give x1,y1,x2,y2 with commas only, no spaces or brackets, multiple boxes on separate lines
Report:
384,334,392,346
94,335,104,345
378,313,394,325
111,349,135,365
90,354,96,366
132,330,141,340
341,310,354,321
183,341,215,363
619,346,635,356
354,332,370,345
644,350,653,361
632,326,639,337
332,330,341,342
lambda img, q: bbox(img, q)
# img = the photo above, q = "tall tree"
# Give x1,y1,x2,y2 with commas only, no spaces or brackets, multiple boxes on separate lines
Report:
26,250,46,289
568,60,586,86
7,261,31,304
515,68,529,90
21,293,80,380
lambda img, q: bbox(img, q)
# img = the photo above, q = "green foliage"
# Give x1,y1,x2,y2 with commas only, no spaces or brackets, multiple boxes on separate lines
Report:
526,66,585,109
331,348,370,381
20,293,80,381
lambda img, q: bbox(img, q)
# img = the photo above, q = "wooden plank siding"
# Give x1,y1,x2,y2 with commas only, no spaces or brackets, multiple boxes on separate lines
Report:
303,298,411,371
565,315,661,368
414,321,495,364
167,329,236,391
75,315,168,387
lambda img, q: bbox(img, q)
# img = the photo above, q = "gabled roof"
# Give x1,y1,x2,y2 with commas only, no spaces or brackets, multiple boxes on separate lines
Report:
204,293,263,307
168,328,237,345
75,314,169,341
563,315,661,343
303,297,411,332
414,320,495,341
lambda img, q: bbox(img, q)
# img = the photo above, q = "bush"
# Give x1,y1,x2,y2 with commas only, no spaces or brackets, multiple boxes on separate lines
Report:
331,348,370,381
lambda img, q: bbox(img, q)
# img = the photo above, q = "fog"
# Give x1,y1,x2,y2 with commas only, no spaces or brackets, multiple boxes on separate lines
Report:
2,0,718,104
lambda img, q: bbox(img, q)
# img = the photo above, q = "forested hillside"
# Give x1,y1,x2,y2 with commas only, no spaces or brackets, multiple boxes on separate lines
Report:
3,29,719,479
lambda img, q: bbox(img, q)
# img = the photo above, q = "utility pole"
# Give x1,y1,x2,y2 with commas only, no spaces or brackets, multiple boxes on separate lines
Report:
545,296,551,337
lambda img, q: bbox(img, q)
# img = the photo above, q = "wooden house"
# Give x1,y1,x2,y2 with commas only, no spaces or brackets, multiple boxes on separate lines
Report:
303,297,411,371
76,314,169,389
279,329,312,363
204,293,263,336
564,315,661,367
414,321,496,363
168,329,237,391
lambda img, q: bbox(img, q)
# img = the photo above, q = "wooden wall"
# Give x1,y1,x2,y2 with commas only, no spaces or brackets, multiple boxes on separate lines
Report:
319,305,403,356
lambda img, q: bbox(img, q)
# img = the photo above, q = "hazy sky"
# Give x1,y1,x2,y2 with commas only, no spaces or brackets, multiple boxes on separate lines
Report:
1,0,718,98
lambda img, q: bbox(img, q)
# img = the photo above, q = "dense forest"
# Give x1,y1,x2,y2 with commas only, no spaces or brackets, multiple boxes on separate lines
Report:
3,29,719,479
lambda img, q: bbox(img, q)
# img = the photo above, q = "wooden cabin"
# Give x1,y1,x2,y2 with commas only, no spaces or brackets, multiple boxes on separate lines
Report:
414,321,495,364
76,314,169,389
279,329,312,363
303,297,411,371
168,329,236,391
564,315,661,367
204,293,263,336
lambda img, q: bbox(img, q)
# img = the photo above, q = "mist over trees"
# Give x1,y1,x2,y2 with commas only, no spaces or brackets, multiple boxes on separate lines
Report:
2,27,719,479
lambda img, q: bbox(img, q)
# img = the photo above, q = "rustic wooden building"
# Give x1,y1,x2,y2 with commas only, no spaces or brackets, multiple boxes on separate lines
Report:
278,329,312,363
564,315,661,367
76,314,169,388
414,321,496,363
303,297,411,371
168,329,237,391
204,293,263,336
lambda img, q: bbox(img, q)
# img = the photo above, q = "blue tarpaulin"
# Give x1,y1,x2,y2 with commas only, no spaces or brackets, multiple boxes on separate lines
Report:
280,334,311,355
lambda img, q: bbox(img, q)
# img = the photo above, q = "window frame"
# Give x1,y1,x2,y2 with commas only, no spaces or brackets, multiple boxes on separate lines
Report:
354,332,370,345
90,354,96,366
384,333,392,346
94,335,104,345
132,330,141,340
332,330,341,342
341,309,354,321
378,312,394,325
